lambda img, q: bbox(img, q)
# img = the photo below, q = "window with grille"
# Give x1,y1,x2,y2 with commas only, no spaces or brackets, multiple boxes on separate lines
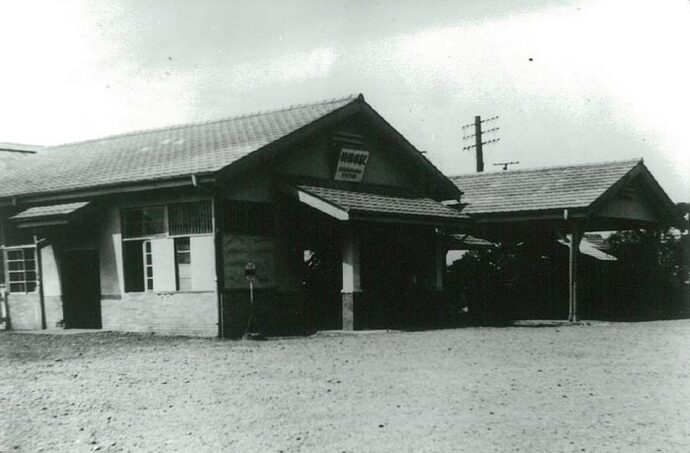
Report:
169,200,212,236
6,248,37,293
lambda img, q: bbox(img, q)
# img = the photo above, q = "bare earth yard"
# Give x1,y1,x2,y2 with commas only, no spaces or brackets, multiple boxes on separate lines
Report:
1,321,689,452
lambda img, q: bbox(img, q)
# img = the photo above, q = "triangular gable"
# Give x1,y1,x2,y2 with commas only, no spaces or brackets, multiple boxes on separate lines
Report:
215,95,463,202
589,160,677,226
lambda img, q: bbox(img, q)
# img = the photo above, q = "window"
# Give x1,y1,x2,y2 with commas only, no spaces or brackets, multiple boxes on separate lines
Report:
122,206,166,238
174,237,191,291
143,241,154,291
225,201,274,235
121,200,213,293
6,248,37,293
123,240,145,292
169,201,213,236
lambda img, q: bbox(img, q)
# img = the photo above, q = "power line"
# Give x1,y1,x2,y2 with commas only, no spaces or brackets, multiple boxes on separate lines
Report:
461,115,500,172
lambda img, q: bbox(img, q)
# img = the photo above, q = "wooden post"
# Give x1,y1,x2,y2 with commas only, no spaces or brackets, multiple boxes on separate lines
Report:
34,235,47,330
568,222,583,322
341,226,361,330
432,231,445,290
212,194,225,338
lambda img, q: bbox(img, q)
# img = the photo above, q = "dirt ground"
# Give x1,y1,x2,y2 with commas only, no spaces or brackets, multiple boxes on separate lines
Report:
1,321,689,453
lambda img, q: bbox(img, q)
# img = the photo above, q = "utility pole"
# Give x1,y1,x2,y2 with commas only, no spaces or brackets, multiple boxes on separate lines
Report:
462,116,500,172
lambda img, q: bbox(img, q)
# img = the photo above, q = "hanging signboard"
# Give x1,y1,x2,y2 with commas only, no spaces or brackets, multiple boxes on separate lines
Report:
334,148,369,182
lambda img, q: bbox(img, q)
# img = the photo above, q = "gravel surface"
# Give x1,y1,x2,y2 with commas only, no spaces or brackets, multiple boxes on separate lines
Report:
1,321,689,452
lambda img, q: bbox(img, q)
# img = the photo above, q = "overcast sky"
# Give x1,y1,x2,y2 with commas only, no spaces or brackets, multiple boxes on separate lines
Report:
1,0,688,200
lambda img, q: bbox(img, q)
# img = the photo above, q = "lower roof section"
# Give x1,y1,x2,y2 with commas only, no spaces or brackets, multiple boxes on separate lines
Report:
292,184,470,228
10,201,91,228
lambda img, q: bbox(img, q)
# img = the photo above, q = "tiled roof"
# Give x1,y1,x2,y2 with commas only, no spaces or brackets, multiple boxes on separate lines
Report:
450,159,642,215
296,184,470,220
0,96,359,199
10,201,90,220
0,150,39,183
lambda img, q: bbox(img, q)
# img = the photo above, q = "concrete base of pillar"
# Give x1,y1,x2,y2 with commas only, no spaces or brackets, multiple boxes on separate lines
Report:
341,291,362,331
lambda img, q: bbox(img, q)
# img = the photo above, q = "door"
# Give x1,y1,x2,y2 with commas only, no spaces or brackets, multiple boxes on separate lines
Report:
62,250,102,329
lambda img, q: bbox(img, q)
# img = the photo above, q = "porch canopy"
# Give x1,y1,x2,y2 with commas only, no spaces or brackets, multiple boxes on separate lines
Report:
288,184,471,228
450,159,678,321
10,201,91,229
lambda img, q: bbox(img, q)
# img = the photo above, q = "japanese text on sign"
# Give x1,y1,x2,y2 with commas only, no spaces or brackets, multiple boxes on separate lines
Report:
334,148,369,182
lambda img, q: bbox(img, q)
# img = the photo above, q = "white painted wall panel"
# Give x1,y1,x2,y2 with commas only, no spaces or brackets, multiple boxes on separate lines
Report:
151,238,176,291
190,236,216,291
40,245,62,296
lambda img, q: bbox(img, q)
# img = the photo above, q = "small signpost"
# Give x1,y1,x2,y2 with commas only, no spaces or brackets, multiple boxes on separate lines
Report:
244,262,256,337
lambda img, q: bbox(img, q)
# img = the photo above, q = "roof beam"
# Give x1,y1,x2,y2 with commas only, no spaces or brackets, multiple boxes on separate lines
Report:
295,188,349,221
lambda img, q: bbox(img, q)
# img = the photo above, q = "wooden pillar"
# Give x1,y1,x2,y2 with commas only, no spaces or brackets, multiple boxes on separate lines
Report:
568,222,583,322
432,232,445,290
341,226,361,330
212,194,225,338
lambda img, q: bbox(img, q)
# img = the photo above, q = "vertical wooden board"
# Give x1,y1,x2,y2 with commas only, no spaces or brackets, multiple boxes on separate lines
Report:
190,236,216,291
223,235,276,289
151,238,176,291
40,245,62,296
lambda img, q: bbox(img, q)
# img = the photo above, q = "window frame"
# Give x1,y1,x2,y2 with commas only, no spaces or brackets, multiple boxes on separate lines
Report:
121,200,214,242
4,246,38,294
121,205,169,241
143,240,154,291
174,237,192,291
120,199,213,294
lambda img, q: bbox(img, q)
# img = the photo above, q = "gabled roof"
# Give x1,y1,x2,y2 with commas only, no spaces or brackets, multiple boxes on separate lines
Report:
0,94,461,203
450,159,651,215
0,96,359,199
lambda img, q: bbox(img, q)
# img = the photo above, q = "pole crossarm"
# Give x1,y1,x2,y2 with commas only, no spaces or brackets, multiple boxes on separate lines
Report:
462,138,501,151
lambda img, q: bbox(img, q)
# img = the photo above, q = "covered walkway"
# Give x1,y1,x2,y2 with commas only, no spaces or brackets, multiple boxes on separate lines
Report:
449,159,678,321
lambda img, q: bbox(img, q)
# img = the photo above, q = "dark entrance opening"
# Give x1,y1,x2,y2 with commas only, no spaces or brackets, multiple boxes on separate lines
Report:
297,205,343,331
360,223,435,329
61,249,101,329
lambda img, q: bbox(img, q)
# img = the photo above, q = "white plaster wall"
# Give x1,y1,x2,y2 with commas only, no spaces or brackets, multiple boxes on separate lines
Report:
40,245,61,296
151,238,176,292
191,235,216,291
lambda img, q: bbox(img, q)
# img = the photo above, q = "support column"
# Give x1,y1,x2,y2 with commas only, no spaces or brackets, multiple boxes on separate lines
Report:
341,226,361,330
568,222,583,322
432,231,445,290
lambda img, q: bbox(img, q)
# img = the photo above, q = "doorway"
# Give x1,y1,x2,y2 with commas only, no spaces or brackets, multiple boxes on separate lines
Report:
61,249,102,328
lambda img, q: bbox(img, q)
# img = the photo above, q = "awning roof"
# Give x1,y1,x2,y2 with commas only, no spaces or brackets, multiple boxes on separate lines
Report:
10,201,91,228
292,184,470,227
447,234,495,249
558,237,618,261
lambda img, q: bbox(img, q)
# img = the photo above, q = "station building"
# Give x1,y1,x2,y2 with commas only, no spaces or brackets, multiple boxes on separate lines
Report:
0,95,471,337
